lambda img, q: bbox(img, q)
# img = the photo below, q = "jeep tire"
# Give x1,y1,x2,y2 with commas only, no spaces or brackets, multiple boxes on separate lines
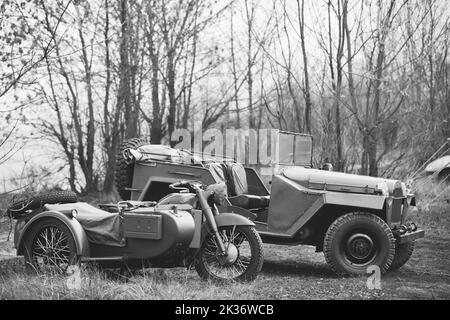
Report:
388,241,415,271
323,212,395,276
115,138,148,200
7,191,78,218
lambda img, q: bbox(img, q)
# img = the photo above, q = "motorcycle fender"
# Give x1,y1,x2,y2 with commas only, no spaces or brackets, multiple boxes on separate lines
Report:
214,213,255,228
199,213,255,245
17,211,90,257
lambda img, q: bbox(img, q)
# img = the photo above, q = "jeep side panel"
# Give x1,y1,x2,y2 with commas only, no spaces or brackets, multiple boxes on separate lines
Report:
267,175,325,235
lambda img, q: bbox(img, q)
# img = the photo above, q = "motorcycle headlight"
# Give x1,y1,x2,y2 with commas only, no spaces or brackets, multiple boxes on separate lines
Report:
375,182,389,196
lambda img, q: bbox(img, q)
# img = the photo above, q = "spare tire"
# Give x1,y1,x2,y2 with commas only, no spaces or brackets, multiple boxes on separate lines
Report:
115,138,148,200
7,191,78,219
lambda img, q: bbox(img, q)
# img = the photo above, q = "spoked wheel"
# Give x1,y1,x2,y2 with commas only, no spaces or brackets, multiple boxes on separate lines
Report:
23,218,78,273
195,226,264,282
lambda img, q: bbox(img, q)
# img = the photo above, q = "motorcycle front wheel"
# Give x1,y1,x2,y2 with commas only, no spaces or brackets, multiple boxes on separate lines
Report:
195,225,264,282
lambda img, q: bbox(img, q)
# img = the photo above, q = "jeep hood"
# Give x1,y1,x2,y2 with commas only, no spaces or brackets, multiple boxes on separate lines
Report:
281,167,403,196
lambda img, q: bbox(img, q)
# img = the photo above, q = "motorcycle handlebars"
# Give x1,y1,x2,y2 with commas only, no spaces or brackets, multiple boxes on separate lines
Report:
169,181,188,189
169,181,204,192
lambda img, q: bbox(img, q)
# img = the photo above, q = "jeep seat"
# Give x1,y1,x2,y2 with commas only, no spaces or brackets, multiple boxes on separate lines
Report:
205,162,228,184
225,163,270,210
228,194,270,210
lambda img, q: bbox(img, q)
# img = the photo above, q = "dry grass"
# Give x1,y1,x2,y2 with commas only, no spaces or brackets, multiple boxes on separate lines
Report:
409,177,450,235
0,179,449,300
0,259,261,300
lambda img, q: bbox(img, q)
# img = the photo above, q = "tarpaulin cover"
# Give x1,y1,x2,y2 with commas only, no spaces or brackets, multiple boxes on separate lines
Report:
45,202,124,247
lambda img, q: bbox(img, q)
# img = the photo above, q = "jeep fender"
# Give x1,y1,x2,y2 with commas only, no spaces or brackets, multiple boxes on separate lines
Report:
17,211,90,257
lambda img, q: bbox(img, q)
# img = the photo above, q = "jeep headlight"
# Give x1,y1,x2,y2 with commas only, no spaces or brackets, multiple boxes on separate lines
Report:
375,182,389,196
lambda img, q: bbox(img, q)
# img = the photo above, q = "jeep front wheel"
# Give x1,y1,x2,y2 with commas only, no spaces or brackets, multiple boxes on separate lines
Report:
323,212,395,276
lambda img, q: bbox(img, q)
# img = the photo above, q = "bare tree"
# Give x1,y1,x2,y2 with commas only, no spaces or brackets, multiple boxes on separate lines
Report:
296,0,313,134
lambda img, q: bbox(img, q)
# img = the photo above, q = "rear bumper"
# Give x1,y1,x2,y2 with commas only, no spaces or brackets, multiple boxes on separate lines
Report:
396,229,425,244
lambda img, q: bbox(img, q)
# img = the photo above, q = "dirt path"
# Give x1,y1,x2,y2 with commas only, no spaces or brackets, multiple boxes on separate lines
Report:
258,235,450,299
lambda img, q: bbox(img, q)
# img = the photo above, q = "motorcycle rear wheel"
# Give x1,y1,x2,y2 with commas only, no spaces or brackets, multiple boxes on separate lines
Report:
195,225,264,282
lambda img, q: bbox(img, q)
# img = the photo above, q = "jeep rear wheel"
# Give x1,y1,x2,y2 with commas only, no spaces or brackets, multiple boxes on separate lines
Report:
323,212,395,276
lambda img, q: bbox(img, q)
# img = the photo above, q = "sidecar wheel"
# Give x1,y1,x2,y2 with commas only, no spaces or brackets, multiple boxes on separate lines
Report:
195,226,263,282
23,218,78,273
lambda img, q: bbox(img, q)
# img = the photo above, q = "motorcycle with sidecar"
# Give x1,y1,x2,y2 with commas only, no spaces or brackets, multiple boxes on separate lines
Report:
9,182,264,282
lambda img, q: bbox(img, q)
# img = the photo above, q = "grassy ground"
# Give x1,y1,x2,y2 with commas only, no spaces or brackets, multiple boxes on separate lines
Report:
0,179,449,300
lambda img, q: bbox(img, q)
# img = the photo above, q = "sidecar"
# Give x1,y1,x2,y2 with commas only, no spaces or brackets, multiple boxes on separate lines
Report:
11,193,255,273
13,200,194,269
118,132,424,276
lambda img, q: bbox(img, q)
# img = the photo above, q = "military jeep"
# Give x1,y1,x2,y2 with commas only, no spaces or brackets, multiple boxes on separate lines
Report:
115,132,424,276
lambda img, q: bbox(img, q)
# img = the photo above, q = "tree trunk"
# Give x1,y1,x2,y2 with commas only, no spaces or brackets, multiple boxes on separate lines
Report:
119,0,135,139
367,0,396,177
230,5,240,128
296,0,312,134
147,4,163,144
103,0,118,194
245,0,254,129
77,12,96,193
167,50,177,146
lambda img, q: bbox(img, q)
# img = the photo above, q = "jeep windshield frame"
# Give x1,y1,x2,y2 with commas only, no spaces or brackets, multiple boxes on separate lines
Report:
277,131,313,168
